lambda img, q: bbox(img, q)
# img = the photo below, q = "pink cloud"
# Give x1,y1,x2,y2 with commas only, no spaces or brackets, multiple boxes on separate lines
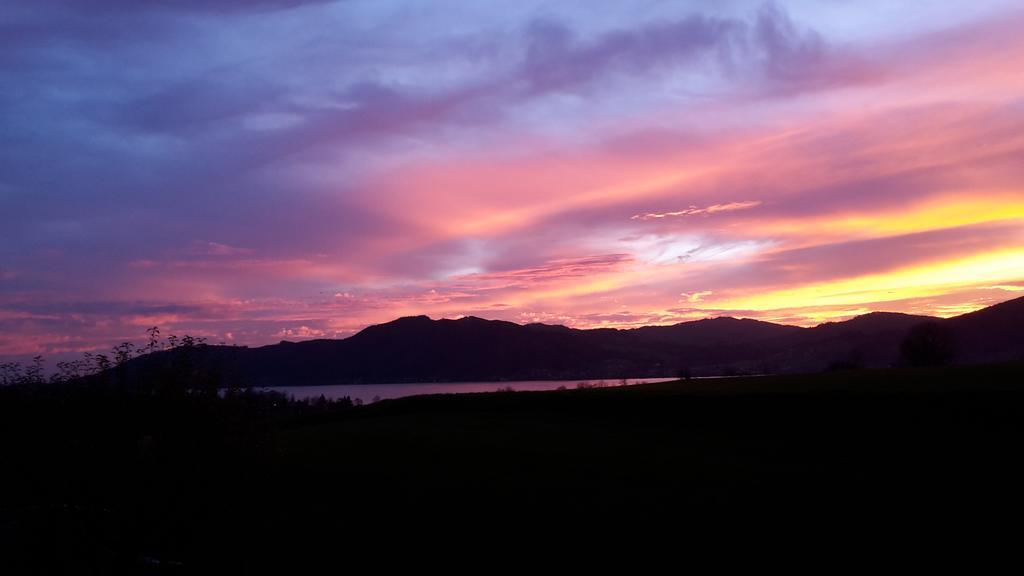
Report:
631,201,762,220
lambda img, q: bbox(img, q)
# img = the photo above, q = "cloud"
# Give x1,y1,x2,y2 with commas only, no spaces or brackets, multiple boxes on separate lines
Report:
188,242,255,257
277,325,328,339
517,2,868,97
680,291,713,303
30,0,335,14
752,2,829,85
454,254,633,288
632,201,762,220
984,284,1024,292
682,221,1024,296
520,14,740,94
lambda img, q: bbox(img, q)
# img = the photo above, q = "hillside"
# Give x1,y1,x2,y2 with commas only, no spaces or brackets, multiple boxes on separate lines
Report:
124,296,1024,386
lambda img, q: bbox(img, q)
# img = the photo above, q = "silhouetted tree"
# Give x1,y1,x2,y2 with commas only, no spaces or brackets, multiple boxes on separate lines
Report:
113,342,134,366
93,353,112,376
0,362,23,385
53,359,89,383
25,355,44,385
900,321,955,367
145,326,161,355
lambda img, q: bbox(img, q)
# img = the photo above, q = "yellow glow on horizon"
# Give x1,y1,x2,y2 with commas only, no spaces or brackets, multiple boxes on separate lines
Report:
743,194,1024,241
709,248,1024,312
792,308,873,324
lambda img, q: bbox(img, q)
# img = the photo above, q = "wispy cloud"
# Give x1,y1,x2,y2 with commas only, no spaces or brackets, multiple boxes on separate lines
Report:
680,291,713,303
985,284,1024,292
631,201,763,221
189,242,255,257
454,254,633,288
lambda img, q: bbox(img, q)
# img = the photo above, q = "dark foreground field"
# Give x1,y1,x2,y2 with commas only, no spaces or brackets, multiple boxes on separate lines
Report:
3,363,1024,571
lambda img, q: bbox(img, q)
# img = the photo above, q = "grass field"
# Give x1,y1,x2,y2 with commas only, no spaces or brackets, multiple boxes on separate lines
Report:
4,362,1024,571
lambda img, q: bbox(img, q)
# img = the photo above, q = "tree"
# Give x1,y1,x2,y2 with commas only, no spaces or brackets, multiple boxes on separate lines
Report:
900,321,955,367
145,326,161,355
25,356,44,385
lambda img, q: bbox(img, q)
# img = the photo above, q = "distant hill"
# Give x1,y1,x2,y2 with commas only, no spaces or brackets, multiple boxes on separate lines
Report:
131,296,1024,386
946,296,1024,364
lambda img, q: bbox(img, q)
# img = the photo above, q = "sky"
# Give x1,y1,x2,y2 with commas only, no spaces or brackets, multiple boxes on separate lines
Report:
3,0,1024,360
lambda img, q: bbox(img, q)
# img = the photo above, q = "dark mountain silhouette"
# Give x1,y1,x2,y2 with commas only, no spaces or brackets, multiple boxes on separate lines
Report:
133,296,1024,386
946,295,1024,364
763,311,937,373
632,316,803,345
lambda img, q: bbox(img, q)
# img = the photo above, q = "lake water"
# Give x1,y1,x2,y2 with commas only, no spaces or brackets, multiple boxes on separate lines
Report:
261,377,678,404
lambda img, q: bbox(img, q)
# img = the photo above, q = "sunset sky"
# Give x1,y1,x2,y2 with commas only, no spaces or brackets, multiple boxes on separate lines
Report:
3,0,1024,359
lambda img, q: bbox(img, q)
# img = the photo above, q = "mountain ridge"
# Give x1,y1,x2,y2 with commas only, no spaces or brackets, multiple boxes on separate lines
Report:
134,296,1024,386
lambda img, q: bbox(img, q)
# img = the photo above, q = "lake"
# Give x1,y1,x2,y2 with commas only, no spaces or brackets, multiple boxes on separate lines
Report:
261,377,678,404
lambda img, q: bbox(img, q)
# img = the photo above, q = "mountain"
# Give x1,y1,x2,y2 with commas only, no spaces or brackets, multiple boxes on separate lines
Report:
947,296,1024,364
762,311,938,373
132,296,1024,386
